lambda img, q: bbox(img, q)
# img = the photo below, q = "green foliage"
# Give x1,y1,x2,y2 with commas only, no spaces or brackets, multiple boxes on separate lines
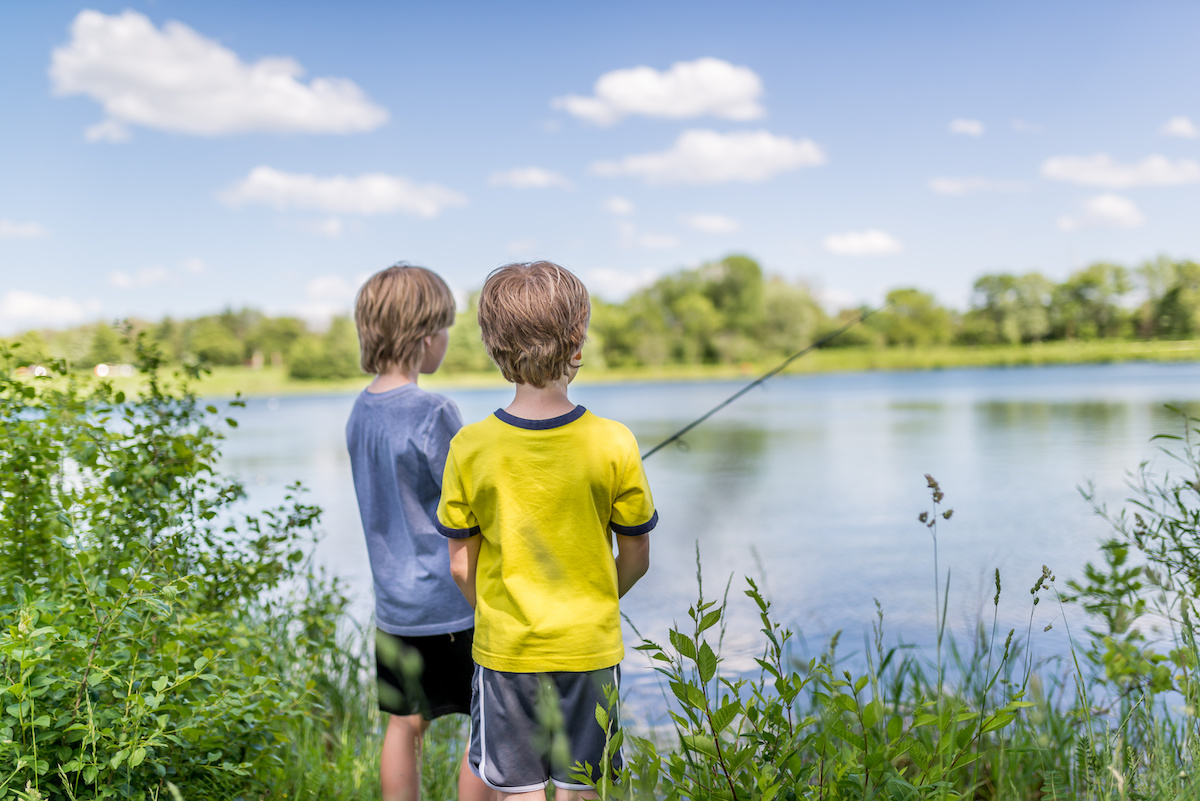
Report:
186,317,244,366
86,324,126,367
576,559,1031,800
442,293,494,374
287,316,361,381
868,289,955,348
0,336,355,800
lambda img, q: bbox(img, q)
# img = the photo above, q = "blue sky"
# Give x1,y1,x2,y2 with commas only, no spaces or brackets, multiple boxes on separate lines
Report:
2,1,1199,334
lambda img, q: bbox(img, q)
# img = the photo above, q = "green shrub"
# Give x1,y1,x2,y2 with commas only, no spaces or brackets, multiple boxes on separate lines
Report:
0,337,354,801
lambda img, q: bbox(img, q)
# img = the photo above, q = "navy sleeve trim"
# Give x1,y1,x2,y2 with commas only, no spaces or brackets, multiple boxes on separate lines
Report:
436,520,481,539
611,509,658,537
494,405,587,430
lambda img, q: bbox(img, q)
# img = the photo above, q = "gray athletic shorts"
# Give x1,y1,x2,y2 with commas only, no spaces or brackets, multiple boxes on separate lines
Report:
469,664,622,792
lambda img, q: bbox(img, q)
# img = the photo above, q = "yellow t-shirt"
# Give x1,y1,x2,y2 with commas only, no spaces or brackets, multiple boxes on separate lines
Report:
436,405,658,672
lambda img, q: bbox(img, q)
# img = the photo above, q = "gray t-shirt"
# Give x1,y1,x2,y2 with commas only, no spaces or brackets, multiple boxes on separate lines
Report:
346,384,475,636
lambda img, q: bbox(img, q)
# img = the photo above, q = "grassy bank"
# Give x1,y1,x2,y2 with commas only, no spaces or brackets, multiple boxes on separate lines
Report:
153,337,1200,397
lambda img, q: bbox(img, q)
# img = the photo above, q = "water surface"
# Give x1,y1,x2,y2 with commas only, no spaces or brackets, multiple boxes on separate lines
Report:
219,363,1200,724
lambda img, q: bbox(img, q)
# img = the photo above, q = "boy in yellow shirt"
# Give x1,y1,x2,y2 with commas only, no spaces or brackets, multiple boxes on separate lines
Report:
436,261,657,800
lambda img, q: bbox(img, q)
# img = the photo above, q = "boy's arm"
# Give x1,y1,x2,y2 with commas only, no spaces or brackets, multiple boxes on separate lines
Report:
449,535,481,609
615,533,650,598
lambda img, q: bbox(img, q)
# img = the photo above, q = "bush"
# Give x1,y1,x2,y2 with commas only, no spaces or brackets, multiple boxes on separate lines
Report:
0,337,354,800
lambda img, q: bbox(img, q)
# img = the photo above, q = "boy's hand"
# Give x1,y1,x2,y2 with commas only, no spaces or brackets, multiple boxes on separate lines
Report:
615,534,650,598
449,536,481,609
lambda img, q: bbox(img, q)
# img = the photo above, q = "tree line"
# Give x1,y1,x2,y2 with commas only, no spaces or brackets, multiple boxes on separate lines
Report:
8,254,1200,380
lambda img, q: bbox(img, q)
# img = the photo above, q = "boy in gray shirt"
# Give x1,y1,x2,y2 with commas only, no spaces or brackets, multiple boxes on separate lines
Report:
346,263,490,801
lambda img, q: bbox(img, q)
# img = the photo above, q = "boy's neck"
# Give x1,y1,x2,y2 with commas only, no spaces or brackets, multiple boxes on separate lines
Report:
505,377,575,420
367,367,419,394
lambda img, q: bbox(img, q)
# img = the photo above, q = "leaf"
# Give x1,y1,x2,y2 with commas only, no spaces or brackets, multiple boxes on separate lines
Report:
981,712,1016,733
887,714,903,741
710,700,741,733
669,630,697,661
834,693,858,715
697,609,722,633
862,699,882,729
129,747,147,767
681,734,719,759
697,641,718,684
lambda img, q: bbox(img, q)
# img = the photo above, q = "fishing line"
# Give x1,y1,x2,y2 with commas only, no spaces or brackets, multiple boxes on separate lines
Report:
640,304,887,460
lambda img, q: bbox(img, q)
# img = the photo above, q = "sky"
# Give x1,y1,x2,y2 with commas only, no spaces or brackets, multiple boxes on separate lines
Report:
2,1,1200,335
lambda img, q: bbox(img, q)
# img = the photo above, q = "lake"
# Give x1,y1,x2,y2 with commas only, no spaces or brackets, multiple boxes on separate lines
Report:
218,362,1200,725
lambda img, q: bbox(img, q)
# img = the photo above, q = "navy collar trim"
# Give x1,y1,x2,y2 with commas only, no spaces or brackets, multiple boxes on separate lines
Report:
494,405,586,430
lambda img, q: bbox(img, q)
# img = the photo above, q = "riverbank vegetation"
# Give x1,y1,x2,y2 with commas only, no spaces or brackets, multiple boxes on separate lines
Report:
7,335,1200,799
7,255,1200,396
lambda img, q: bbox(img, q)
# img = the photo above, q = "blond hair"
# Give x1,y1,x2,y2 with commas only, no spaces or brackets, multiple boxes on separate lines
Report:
355,263,456,374
478,261,590,387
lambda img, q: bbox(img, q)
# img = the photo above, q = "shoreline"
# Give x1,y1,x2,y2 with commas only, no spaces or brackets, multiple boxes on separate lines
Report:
83,338,1200,398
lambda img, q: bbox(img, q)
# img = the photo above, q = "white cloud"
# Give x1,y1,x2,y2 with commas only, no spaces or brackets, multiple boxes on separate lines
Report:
928,176,1027,195
586,268,659,300
617,221,678,249
222,166,466,218
593,129,825,185
1162,116,1198,139
109,265,170,288
823,229,904,256
0,220,49,239
489,167,573,190
1057,193,1145,231
680,213,741,234
181,257,206,274
84,119,130,143
553,57,764,126
51,10,388,139
950,118,984,136
292,273,363,326
1041,153,1200,187
0,290,100,333
603,196,634,216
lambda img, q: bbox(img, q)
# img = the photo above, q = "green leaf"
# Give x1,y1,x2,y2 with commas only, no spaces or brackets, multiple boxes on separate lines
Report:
710,700,741,733
697,609,722,633
697,641,717,684
981,712,1016,734
862,699,882,729
680,734,719,758
669,630,697,661
834,693,858,715
129,747,147,767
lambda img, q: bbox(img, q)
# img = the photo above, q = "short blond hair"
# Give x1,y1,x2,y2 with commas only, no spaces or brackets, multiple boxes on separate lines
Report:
355,263,456,374
478,261,590,387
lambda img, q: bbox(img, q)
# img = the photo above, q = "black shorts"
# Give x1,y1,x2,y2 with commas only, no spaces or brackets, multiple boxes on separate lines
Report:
375,627,475,719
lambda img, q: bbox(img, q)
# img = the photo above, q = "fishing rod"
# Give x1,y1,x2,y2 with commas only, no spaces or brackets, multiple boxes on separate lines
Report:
641,304,888,460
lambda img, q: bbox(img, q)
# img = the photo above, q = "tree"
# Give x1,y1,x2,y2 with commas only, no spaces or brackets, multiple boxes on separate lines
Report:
86,322,124,366
761,277,822,355
1150,260,1200,338
1051,262,1132,339
188,317,244,366
868,288,954,347
968,272,1053,344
